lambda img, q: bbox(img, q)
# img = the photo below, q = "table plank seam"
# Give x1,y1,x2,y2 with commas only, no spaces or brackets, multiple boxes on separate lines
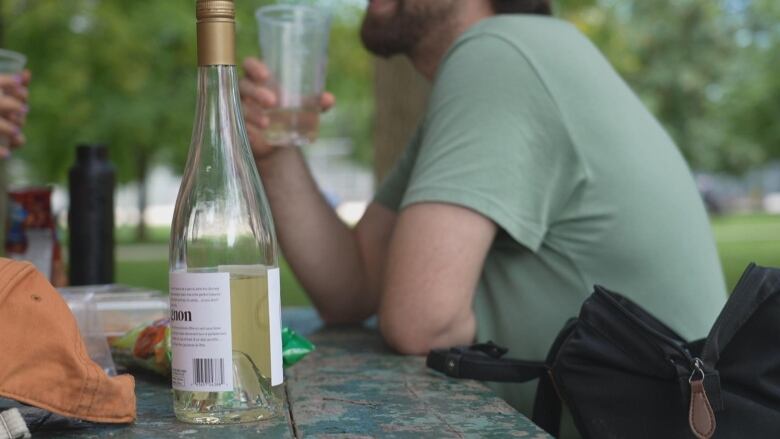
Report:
286,383,300,439
403,379,466,438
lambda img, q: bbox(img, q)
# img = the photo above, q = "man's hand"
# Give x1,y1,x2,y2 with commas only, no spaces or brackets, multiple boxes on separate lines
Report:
0,70,31,157
239,57,334,160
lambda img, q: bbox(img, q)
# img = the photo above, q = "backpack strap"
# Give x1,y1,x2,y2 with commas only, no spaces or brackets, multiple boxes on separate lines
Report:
531,318,578,438
426,320,579,438
426,341,547,382
426,341,560,437
702,263,780,365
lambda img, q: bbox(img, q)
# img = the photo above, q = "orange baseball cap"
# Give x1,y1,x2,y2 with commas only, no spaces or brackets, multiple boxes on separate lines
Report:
0,258,136,423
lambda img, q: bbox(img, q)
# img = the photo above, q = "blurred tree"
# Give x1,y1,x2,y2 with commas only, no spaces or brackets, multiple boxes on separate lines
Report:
2,0,778,241
719,0,780,169
2,0,375,240
318,9,374,166
5,0,200,241
565,0,739,170
565,0,780,174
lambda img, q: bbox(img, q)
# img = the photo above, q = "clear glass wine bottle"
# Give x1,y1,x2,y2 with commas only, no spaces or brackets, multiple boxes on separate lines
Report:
168,0,284,424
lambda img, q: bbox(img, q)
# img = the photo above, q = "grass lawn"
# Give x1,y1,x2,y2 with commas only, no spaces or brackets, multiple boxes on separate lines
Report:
114,213,779,305
115,245,310,306
710,214,780,291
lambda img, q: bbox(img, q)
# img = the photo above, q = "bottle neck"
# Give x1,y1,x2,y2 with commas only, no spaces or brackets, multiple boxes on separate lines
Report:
197,19,235,66
191,65,247,156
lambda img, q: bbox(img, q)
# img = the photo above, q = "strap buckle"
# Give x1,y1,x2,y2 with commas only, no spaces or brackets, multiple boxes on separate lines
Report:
469,341,509,359
444,352,461,377
441,341,508,377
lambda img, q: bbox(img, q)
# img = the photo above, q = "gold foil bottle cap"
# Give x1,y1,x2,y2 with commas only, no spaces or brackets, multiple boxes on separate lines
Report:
196,0,235,66
196,0,235,21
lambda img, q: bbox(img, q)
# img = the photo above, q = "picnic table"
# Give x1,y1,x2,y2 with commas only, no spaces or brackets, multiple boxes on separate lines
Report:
37,308,550,438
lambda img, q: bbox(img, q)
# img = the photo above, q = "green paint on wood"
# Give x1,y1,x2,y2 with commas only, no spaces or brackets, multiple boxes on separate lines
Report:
35,309,548,438
286,327,551,438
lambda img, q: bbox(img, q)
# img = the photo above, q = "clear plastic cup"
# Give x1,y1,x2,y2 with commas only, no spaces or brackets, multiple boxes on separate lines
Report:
256,5,330,147
0,49,26,73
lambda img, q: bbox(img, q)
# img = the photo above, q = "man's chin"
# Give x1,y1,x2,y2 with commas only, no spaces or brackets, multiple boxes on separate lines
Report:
360,25,408,58
360,4,410,58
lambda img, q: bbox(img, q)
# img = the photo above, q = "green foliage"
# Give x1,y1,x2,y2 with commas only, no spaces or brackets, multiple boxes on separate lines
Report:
112,213,780,304
719,0,780,168
562,0,780,174
4,0,372,182
4,0,778,181
6,0,199,183
319,12,374,166
116,250,311,306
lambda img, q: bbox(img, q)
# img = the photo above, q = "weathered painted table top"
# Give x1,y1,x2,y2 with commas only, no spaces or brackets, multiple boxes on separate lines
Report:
36,308,550,438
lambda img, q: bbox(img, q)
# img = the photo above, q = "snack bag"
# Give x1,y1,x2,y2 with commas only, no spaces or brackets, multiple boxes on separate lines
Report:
109,320,313,376
109,319,171,375
5,187,66,286
282,327,315,368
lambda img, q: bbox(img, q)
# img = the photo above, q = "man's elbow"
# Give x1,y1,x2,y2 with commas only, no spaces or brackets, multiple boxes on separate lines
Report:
379,310,471,356
380,317,437,355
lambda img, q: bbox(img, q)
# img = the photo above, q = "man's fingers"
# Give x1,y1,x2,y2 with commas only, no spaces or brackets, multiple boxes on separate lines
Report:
243,101,270,128
0,83,28,102
242,57,270,82
0,95,25,114
20,69,31,86
10,132,25,148
0,118,19,138
320,92,335,112
242,100,270,127
246,124,265,147
0,74,22,89
239,77,277,107
0,71,28,101
7,111,26,126
246,124,276,160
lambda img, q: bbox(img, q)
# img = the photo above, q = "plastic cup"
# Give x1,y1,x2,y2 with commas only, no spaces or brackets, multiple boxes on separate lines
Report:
256,5,330,147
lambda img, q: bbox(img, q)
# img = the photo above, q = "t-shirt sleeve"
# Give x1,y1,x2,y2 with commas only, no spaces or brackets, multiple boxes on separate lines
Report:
373,128,422,211
399,33,582,252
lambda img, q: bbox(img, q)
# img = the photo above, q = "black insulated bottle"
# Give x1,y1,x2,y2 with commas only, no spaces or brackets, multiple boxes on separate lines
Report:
68,144,115,285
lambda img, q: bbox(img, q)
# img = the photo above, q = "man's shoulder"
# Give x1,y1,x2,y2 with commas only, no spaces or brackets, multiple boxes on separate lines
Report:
436,15,590,88
472,14,575,35
454,15,581,55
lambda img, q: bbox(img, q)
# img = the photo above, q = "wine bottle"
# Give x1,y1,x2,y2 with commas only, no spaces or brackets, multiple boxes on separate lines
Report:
169,0,284,424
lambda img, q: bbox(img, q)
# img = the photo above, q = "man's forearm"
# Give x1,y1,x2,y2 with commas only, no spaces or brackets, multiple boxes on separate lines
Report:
255,147,376,323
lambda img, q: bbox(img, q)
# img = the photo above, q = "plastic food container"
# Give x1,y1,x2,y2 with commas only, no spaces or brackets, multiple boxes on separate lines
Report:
58,289,117,376
58,284,169,338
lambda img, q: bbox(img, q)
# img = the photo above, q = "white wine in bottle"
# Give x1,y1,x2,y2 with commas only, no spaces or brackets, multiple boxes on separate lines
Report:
168,0,284,424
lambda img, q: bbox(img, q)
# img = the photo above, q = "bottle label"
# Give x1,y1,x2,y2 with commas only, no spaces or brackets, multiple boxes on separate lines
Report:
169,272,233,392
267,267,283,386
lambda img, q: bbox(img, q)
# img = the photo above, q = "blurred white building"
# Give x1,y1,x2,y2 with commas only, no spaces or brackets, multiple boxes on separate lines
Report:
48,138,373,228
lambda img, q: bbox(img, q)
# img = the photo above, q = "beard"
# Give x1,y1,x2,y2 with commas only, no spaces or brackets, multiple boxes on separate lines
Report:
360,0,456,58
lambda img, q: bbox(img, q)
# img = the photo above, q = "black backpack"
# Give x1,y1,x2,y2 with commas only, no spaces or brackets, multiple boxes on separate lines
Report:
427,264,780,438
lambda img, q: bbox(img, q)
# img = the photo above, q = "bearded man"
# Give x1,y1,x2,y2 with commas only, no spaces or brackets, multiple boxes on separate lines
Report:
239,0,727,429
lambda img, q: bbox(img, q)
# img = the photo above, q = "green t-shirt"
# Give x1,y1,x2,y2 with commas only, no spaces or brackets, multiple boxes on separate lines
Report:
375,15,728,420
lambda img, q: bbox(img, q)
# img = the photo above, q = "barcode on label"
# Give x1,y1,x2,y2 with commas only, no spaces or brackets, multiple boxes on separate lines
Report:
192,358,226,386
